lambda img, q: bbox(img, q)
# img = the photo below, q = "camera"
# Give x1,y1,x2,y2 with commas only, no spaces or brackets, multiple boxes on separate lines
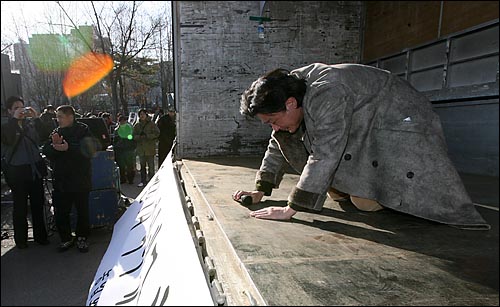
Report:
23,107,30,114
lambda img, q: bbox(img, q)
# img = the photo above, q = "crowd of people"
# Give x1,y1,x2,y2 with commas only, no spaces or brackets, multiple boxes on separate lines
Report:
1,96,176,252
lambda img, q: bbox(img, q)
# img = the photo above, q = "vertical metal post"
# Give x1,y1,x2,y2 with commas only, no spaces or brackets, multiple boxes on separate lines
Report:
172,1,182,159
159,23,167,111
443,38,451,89
437,1,444,38
405,50,411,81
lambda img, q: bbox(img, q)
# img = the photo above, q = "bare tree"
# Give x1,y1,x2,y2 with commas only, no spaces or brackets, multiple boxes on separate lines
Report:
89,1,164,115
3,2,97,110
13,41,64,110
2,1,171,114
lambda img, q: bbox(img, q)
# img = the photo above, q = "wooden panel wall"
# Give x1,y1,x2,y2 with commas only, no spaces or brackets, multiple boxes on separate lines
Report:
363,1,499,62
441,1,499,36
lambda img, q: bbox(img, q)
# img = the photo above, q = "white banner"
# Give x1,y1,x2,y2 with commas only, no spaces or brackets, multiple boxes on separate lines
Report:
87,153,213,306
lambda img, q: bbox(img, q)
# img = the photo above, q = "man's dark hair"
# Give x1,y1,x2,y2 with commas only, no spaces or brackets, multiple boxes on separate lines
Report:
5,96,24,110
46,104,55,111
101,112,110,119
138,108,148,116
240,69,307,117
57,105,76,117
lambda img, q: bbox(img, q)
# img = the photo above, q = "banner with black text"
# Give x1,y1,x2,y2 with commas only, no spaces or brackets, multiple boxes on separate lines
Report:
87,153,213,306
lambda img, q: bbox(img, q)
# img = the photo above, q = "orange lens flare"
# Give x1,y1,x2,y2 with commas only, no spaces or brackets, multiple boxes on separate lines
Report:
63,52,113,98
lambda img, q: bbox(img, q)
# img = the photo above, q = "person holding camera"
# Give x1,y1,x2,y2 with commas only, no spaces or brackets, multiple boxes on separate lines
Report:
1,96,49,249
133,109,160,187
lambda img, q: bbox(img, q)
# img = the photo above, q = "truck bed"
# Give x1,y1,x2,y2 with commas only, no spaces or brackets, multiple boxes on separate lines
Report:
180,156,499,306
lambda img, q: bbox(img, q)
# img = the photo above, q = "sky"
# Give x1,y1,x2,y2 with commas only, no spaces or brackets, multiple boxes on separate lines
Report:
1,1,93,43
1,1,171,47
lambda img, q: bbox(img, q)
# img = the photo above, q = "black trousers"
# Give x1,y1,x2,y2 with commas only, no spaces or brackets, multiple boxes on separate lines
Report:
5,165,47,245
52,190,90,242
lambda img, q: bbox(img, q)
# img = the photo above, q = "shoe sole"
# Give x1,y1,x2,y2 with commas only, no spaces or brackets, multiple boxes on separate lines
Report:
58,242,74,252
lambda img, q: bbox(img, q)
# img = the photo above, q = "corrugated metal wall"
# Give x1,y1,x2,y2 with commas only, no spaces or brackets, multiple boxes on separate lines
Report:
363,1,499,62
365,21,499,176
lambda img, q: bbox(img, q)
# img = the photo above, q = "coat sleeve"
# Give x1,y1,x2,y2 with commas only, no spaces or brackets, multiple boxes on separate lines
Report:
1,119,19,146
254,132,287,196
1,119,22,162
288,85,354,211
133,123,141,139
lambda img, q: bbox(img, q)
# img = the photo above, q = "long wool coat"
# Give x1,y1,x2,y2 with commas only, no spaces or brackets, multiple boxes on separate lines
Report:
256,63,489,229
133,117,160,157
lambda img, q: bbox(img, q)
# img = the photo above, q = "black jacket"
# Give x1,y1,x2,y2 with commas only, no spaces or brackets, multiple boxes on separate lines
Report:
1,117,46,181
42,121,96,192
156,114,176,144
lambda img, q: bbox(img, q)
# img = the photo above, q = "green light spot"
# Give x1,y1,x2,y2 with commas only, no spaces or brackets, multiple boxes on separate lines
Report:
117,124,133,139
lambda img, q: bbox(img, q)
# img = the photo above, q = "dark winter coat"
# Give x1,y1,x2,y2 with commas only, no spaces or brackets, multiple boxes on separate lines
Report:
156,114,176,145
133,116,160,157
1,117,47,182
256,63,489,229
42,121,96,192
156,114,176,154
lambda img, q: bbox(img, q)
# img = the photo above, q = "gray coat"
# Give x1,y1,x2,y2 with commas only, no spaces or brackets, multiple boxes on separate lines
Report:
256,63,489,229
